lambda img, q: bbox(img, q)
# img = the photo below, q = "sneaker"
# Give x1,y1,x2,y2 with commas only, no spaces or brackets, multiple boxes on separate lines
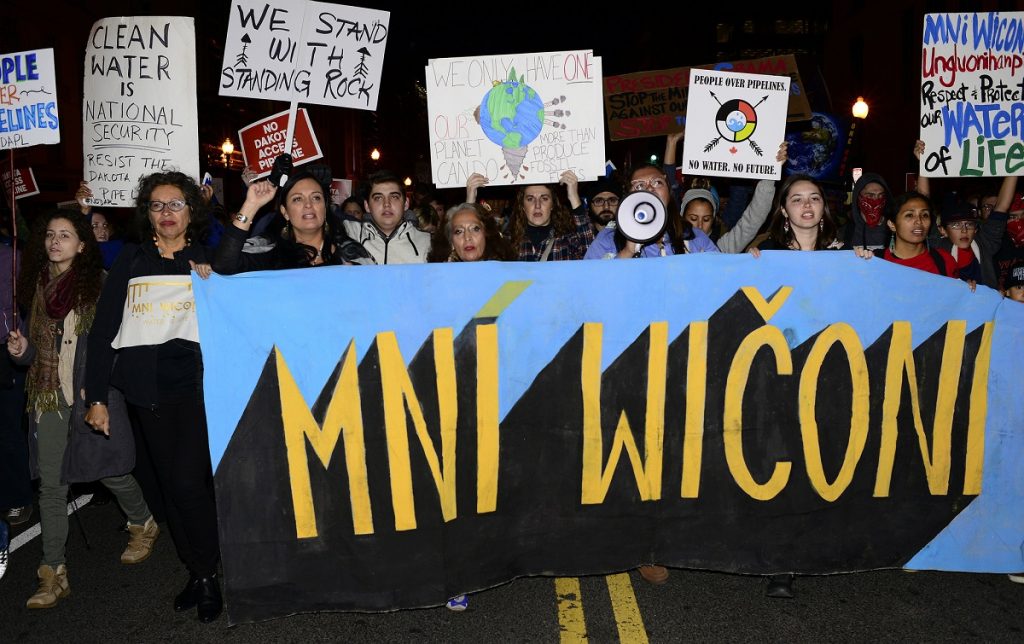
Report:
1009,574,1024,584
445,594,469,611
121,517,160,564
0,520,8,581
6,505,32,526
26,564,70,609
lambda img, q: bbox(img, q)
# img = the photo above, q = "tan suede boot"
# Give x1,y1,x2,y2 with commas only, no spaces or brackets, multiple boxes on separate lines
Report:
121,517,160,564
26,564,70,608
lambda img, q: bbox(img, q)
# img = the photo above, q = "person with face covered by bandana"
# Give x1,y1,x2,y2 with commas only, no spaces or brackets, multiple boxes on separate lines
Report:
844,171,894,251
914,141,1016,290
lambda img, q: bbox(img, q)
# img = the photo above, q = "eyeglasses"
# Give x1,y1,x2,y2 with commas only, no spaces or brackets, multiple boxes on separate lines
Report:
980,204,995,212
592,197,620,207
948,221,977,230
630,178,667,192
148,199,188,213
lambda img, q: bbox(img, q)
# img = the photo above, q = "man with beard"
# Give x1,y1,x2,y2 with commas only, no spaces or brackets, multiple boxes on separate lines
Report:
586,178,622,234
344,170,431,264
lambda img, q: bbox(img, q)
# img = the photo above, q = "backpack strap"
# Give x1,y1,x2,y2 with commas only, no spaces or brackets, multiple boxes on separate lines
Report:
929,249,947,276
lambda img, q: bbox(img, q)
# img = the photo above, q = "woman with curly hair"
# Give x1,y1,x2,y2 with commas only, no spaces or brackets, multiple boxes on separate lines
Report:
7,211,157,609
84,171,222,622
428,203,515,263
466,170,593,261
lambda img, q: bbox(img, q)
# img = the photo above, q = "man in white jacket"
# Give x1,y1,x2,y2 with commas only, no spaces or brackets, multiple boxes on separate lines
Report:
344,170,431,264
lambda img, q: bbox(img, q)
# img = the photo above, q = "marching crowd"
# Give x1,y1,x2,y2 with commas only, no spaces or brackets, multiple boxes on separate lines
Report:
1,130,1023,622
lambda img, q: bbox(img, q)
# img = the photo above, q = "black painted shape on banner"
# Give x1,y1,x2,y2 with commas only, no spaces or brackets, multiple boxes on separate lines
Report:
215,292,980,623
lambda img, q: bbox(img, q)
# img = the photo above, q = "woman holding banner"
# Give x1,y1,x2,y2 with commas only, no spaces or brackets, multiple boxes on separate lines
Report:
213,163,371,273
84,172,223,623
7,211,158,609
428,203,514,263
466,170,593,261
751,174,844,255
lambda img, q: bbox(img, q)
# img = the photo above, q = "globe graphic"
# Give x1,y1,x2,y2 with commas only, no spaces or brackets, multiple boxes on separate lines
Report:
478,80,545,150
785,112,843,180
726,111,747,132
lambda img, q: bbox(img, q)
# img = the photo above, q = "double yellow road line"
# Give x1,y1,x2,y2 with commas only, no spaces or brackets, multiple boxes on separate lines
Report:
555,573,649,643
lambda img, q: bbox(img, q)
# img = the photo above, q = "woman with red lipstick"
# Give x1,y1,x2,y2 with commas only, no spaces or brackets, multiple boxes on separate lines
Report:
428,203,513,263
84,172,223,623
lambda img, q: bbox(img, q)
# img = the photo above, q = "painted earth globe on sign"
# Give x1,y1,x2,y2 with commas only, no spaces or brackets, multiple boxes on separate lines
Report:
784,112,843,180
477,69,545,176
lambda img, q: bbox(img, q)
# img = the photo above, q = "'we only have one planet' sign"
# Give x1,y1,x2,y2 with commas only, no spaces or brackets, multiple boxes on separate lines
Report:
425,50,606,188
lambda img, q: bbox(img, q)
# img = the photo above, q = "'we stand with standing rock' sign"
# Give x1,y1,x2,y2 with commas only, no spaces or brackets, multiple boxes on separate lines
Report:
219,0,389,110
82,17,199,207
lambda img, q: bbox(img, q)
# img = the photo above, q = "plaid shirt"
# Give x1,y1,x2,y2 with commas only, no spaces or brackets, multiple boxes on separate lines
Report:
516,205,594,261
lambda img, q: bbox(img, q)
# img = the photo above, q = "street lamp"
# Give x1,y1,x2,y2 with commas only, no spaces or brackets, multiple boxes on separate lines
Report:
840,97,870,180
221,138,235,166
403,177,412,186
370,148,381,161
852,97,869,119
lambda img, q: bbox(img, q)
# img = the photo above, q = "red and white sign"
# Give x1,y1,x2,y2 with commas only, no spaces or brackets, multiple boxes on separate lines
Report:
1,167,40,200
238,108,323,179
330,179,352,206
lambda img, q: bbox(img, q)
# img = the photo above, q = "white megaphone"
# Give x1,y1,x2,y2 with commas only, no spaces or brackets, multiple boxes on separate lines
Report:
615,190,667,244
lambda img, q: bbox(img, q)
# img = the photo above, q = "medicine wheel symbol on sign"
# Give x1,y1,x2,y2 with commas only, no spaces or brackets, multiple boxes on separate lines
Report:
704,93,768,156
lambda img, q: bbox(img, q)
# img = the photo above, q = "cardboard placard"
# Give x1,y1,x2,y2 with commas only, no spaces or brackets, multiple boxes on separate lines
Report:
238,107,323,178
0,48,60,150
1,167,40,199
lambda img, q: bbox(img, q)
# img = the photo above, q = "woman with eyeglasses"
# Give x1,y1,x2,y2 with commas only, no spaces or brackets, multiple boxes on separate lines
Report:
584,164,720,259
465,170,594,261
84,171,223,623
915,140,1017,290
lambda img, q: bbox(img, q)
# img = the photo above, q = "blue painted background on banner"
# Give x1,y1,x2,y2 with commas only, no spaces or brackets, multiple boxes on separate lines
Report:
192,251,1024,573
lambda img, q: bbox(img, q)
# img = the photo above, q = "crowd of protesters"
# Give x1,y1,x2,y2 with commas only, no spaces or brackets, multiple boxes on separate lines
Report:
2,128,1023,621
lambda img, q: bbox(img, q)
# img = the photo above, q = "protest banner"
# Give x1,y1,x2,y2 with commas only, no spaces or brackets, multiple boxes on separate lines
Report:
238,107,323,178
330,178,352,205
219,0,390,111
193,252,1024,623
0,48,60,150
1,167,40,199
919,11,1024,177
425,50,605,188
82,17,199,207
604,55,811,141
681,69,790,181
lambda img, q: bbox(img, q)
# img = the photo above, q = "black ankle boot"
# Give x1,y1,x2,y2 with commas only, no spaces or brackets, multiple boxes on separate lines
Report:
174,575,202,612
196,575,223,623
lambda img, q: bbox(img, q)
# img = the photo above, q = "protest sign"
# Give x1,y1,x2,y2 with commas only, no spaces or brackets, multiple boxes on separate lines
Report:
919,11,1024,177
0,48,60,150
681,69,789,180
425,50,605,188
330,178,352,205
238,107,323,178
220,0,389,111
82,17,199,207
1,167,40,199
194,252,1023,623
604,55,811,141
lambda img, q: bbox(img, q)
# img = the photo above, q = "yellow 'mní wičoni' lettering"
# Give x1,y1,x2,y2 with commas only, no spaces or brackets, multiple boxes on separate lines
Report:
581,321,668,504
278,342,373,538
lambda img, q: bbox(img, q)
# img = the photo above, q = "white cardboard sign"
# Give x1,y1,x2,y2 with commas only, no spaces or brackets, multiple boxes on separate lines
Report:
681,68,789,181
0,48,60,150
425,49,605,188
83,17,200,207
220,0,389,110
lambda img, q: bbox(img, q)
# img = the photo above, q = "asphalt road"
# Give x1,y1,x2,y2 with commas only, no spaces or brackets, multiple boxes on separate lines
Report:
2,496,1022,642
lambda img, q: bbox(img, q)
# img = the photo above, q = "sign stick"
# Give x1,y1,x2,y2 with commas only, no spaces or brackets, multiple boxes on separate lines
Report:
8,149,17,328
280,100,300,187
